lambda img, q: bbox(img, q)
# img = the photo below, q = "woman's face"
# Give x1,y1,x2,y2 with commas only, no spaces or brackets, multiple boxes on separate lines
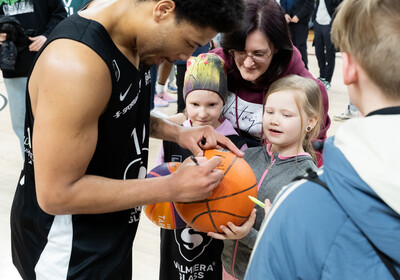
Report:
233,30,275,83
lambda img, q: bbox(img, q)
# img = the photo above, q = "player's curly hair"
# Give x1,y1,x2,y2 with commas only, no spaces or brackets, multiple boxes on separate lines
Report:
172,0,245,32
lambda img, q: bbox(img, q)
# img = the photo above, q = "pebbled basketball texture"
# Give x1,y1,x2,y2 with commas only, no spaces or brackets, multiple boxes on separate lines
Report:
174,149,257,233
144,162,186,230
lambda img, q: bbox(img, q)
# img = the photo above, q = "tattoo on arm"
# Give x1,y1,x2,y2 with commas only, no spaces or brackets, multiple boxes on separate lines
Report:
150,115,159,138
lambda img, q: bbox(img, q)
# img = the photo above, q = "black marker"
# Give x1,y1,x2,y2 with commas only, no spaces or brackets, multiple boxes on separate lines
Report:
190,155,199,166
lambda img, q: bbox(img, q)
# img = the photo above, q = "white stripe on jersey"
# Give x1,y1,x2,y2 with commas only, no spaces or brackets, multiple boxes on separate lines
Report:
35,215,73,279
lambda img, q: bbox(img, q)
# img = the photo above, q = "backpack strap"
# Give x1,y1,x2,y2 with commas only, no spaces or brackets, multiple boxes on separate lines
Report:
293,168,329,192
293,169,400,280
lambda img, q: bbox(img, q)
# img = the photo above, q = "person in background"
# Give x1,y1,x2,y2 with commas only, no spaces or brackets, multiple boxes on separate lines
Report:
157,53,247,280
154,61,177,107
245,0,400,278
63,0,90,16
280,0,314,69
0,0,67,158
334,101,359,121
209,75,322,280
312,0,342,91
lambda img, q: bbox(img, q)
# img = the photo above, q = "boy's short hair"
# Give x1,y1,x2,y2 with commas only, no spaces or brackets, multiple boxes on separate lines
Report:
331,0,400,99
184,53,228,104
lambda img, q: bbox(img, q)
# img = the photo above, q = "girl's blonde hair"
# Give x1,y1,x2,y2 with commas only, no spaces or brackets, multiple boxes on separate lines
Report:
265,75,322,162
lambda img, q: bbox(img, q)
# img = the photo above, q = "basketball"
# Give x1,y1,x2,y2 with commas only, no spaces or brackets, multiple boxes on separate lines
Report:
144,162,186,230
174,149,257,233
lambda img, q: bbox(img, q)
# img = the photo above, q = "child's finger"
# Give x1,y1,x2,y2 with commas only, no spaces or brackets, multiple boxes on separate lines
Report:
207,231,227,240
264,199,272,216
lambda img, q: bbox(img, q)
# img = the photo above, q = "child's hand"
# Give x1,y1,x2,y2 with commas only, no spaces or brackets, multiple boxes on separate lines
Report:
265,199,272,216
207,209,256,240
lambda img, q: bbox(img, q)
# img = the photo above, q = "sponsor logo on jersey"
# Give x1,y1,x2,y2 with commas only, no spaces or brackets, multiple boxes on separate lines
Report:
112,59,121,81
174,228,213,262
120,83,132,101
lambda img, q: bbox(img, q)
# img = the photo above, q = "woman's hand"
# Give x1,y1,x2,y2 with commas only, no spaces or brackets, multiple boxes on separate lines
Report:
207,209,256,240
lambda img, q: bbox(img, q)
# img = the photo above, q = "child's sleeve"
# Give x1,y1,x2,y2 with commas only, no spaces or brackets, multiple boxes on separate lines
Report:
240,227,259,249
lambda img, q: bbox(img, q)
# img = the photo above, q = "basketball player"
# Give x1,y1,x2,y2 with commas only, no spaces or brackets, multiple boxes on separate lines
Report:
10,0,245,279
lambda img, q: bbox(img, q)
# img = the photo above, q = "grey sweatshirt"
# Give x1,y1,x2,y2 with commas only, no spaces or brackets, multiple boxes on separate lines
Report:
221,145,317,279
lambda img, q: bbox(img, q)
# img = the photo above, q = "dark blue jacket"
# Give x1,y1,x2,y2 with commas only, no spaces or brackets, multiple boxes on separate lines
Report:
280,0,314,24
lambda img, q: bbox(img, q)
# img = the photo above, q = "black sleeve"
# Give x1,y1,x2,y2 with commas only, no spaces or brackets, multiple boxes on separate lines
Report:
42,0,67,38
295,0,314,21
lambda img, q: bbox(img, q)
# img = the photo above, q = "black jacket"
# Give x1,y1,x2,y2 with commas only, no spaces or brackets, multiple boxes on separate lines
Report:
0,0,66,78
312,0,343,22
281,0,314,24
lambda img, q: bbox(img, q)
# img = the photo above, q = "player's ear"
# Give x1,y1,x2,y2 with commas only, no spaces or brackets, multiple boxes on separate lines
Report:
342,52,358,86
153,0,175,22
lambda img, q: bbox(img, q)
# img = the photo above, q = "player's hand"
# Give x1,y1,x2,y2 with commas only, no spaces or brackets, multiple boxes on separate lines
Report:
169,155,223,202
0,33,6,44
177,125,244,157
207,208,257,240
29,35,47,52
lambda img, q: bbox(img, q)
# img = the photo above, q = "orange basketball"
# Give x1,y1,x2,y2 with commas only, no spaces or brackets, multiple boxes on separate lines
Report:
174,149,257,233
144,162,186,229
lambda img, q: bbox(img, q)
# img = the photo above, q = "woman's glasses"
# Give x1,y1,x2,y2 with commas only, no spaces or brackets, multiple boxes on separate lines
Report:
229,49,272,64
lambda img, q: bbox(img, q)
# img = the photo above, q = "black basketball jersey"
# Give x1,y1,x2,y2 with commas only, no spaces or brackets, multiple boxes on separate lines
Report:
10,14,150,279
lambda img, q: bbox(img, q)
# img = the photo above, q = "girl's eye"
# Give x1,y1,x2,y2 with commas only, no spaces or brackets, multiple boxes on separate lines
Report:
283,113,292,117
209,103,216,107
191,103,199,107
266,111,274,115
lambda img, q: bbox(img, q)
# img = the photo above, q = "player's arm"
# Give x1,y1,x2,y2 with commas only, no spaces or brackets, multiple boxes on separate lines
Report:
31,40,223,215
149,114,244,157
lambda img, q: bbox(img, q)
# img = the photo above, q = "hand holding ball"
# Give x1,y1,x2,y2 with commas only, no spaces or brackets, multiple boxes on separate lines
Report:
174,149,257,233
144,149,257,233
